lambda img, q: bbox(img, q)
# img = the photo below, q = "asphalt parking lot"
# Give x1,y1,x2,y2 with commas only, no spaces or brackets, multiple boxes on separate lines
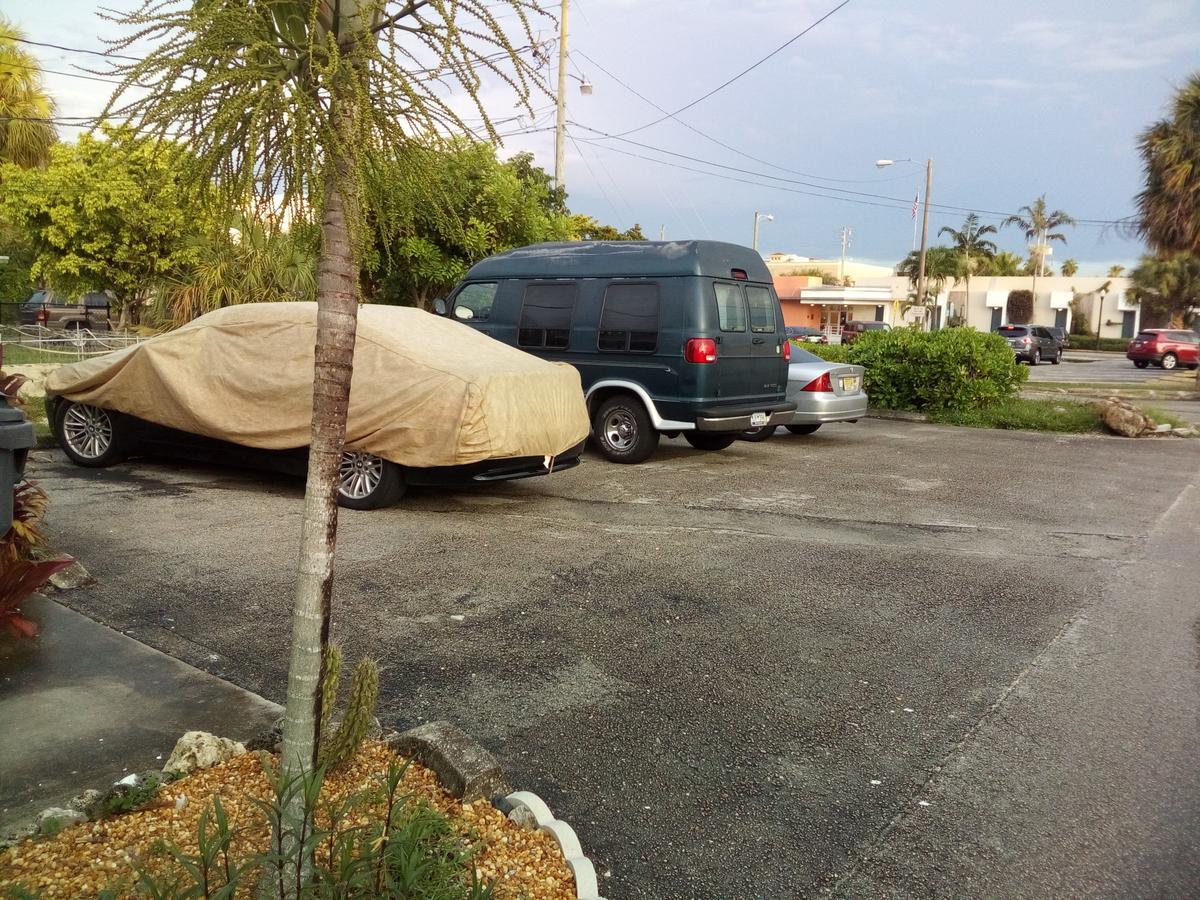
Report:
25,420,1200,898
1026,349,1187,384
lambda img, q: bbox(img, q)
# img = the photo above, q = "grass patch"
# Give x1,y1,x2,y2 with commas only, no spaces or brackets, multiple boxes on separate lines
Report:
928,398,1105,433
1141,406,1193,430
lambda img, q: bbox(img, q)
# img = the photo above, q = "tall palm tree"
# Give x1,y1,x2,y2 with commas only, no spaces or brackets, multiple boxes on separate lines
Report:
1061,258,1078,277
1130,253,1200,328
1003,195,1076,322
0,16,57,169
1108,264,1126,277
938,212,998,326
1136,72,1200,255
102,0,546,871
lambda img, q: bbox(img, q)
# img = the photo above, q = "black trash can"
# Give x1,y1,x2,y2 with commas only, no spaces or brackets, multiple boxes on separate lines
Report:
0,395,36,531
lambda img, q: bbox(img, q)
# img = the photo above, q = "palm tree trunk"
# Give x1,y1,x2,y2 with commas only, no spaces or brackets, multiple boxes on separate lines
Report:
277,86,361,884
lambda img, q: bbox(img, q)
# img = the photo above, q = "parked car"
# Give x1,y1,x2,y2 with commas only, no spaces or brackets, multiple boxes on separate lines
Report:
1126,329,1200,370
785,325,828,344
439,240,796,464
44,303,590,509
740,346,868,441
19,290,112,331
995,324,1062,365
840,321,891,345
1045,325,1070,350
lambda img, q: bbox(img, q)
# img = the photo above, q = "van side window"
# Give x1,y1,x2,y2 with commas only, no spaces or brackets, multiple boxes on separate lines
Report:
714,283,747,332
518,282,577,349
598,283,660,353
744,285,776,333
452,282,498,321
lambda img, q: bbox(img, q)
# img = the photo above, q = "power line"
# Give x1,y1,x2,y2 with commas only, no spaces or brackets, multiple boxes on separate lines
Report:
0,57,125,85
12,35,141,61
611,0,853,138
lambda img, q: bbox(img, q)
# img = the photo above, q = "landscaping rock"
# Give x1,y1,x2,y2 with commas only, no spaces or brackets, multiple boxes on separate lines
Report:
66,789,104,819
37,807,85,834
1173,427,1197,437
162,731,246,777
0,822,37,851
1101,399,1155,437
386,721,510,802
47,559,93,591
245,716,284,753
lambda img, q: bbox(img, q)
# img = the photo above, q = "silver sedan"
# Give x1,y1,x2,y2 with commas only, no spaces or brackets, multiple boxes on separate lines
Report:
740,346,869,441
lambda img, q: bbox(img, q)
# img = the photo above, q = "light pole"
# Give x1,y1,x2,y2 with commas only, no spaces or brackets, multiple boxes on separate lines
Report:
552,1,593,193
752,211,774,252
877,157,934,328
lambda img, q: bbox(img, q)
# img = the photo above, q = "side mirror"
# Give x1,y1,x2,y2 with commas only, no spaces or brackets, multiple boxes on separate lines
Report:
433,298,447,316
454,306,474,321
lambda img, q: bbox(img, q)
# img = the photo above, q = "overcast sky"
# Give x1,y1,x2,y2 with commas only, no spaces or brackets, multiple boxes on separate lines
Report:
13,0,1200,274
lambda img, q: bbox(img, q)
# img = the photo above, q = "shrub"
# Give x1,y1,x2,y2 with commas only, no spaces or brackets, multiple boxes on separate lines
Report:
789,340,850,363
1006,290,1033,324
847,328,1027,412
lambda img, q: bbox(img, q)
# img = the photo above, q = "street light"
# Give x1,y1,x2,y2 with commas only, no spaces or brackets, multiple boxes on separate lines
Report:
877,156,934,329
552,1,593,191
752,211,774,252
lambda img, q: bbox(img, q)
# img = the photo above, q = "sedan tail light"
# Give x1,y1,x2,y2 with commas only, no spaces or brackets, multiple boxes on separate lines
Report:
801,372,833,392
684,337,718,364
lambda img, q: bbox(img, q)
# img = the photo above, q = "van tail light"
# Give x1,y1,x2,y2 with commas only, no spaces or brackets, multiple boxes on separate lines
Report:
782,340,791,362
802,372,833,392
685,338,718,364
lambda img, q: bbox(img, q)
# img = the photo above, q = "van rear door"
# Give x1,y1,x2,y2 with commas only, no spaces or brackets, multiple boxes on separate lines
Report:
712,280,758,401
744,283,786,388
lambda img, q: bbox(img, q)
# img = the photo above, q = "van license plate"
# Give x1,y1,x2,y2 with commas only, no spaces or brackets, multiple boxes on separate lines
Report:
750,412,769,427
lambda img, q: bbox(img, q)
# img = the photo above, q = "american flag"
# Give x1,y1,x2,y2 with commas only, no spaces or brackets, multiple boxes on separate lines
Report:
912,194,919,219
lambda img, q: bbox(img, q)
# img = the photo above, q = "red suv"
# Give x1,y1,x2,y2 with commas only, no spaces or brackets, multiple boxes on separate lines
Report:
1126,329,1200,370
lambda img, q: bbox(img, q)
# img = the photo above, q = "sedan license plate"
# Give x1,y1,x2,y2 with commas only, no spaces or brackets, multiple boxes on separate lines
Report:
750,412,769,427
840,375,860,393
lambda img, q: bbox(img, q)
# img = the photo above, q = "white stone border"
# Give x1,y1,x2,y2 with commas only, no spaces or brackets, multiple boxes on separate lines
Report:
504,790,605,900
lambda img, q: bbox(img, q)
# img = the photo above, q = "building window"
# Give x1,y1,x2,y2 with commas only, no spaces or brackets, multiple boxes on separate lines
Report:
598,283,660,353
518,282,577,349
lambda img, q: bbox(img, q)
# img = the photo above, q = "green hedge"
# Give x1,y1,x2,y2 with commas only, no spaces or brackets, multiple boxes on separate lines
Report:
789,340,850,363
1071,337,1130,352
844,329,1027,412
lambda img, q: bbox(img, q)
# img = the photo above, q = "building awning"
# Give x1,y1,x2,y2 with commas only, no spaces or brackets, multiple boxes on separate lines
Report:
796,286,893,305
985,289,1007,308
1049,291,1072,310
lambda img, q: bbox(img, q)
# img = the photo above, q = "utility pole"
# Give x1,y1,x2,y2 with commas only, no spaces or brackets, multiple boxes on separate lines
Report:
838,226,852,281
553,0,569,191
659,224,665,240
915,157,933,330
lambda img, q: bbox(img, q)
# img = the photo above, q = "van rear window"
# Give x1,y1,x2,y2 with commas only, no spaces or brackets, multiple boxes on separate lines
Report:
714,283,747,332
518,283,577,350
598,283,659,353
745,285,776,334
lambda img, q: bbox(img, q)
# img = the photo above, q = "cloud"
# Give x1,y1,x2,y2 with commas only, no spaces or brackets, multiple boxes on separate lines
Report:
1004,14,1200,73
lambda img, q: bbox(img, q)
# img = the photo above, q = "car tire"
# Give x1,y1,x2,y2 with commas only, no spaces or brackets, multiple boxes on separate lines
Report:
592,395,659,463
1161,352,1178,370
1134,360,1149,369
1051,349,1062,365
738,425,777,442
337,451,406,510
55,400,128,467
785,423,822,435
1030,349,1041,366
684,432,737,451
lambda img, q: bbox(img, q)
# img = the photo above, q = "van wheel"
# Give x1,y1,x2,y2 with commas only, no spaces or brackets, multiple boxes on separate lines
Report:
684,432,737,452
593,395,659,463
738,425,776,442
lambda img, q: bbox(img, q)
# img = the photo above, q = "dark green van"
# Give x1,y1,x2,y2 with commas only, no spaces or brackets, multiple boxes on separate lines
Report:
439,241,795,463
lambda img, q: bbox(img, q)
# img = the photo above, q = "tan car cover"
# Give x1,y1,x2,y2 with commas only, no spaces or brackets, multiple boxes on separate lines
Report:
45,302,590,467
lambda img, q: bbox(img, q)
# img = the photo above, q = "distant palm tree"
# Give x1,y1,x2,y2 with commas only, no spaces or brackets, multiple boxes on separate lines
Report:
1003,195,1077,323
939,213,998,326
983,250,1024,276
0,16,57,169
1136,72,1200,255
1061,258,1079,277
1108,264,1126,277
1130,253,1200,329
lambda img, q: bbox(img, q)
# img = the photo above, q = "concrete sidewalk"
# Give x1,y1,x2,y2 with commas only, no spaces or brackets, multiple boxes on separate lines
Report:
0,596,280,833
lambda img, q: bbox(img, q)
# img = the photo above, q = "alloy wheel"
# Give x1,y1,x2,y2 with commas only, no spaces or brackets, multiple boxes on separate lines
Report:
62,404,114,460
338,451,384,500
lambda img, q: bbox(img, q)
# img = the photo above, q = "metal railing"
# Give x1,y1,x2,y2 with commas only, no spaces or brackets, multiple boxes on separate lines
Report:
0,324,148,365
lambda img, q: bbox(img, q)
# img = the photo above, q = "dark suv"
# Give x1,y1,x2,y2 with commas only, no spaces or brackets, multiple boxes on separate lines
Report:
840,321,890,344
996,324,1061,365
1126,329,1200,370
19,290,111,331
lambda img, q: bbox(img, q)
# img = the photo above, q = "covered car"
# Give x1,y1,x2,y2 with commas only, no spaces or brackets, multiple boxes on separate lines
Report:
44,302,590,508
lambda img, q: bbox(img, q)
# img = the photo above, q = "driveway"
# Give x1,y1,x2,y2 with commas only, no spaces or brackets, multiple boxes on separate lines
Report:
24,421,1200,898
1026,349,1180,384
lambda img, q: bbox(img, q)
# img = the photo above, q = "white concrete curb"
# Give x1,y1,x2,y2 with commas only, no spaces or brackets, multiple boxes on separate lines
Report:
504,790,605,900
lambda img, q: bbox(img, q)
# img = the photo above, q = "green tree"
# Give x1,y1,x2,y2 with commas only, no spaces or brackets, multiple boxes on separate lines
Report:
938,212,998,327
368,142,570,308
1107,264,1126,277
1061,258,1079,277
0,127,206,326
101,0,546,872
1130,253,1200,328
978,250,1024,275
897,246,960,297
0,16,56,169
1002,195,1076,321
1136,72,1200,255
160,214,319,325
567,214,646,241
